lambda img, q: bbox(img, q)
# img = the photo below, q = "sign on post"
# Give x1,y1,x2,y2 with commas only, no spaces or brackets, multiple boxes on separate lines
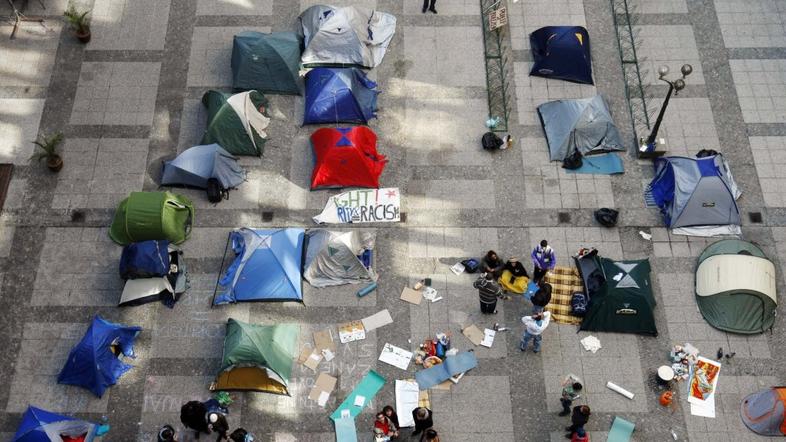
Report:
488,5,508,31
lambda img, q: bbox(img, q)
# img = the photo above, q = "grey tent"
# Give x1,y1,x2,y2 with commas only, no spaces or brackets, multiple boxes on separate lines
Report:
303,229,376,287
161,144,245,190
648,154,741,236
696,240,776,334
298,5,396,68
537,95,624,161
231,31,302,95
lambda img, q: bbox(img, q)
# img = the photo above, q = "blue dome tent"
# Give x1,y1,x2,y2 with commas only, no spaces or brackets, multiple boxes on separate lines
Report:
57,316,142,398
304,67,379,125
13,406,98,442
530,26,593,84
213,228,305,305
161,144,246,190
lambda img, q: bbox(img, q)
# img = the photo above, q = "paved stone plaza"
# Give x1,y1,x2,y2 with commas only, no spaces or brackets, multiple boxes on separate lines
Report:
1,0,786,441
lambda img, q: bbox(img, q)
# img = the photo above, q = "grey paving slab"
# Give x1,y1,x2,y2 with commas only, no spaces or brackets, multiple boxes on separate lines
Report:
635,25,705,85
714,0,786,48
730,59,786,124
88,0,171,50
0,23,61,87
750,136,786,207
514,62,597,126
0,98,45,165
186,26,270,87
196,0,273,16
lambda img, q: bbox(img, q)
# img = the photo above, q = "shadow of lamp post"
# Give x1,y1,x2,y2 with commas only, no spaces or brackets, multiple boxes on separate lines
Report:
639,63,693,157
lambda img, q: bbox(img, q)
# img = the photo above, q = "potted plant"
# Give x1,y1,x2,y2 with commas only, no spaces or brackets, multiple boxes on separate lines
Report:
31,132,64,172
64,5,91,43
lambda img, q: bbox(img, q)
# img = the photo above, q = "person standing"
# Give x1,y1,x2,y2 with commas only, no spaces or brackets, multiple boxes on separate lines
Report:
422,0,437,14
565,405,591,439
531,240,556,282
180,401,209,439
531,282,552,314
421,429,440,442
559,374,583,416
520,311,551,353
411,407,433,437
474,273,502,314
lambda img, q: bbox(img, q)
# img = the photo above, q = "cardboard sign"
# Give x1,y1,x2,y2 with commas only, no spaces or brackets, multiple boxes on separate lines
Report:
313,188,401,224
309,373,338,407
338,320,366,343
314,329,336,353
361,309,393,332
400,287,422,305
488,5,508,31
462,325,485,346
378,343,413,370
298,346,314,365
304,350,323,371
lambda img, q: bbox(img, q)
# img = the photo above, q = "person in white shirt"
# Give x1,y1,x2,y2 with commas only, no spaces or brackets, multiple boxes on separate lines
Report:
520,311,551,353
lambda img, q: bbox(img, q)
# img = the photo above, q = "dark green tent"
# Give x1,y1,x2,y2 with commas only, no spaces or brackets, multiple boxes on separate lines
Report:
575,252,658,335
211,318,299,395
109,191,194,245
695,240,776,334
231,31,302,95
201,90,270,156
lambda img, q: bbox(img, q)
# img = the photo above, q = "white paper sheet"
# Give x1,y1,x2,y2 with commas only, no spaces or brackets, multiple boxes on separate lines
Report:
395,380,420,427
354,395,366,407
378,343,413,370
481,329,496,348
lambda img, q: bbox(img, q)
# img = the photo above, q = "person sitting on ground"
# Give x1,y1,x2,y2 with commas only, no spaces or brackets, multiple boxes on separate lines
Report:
481,250,504,277
383,405,400,429
374,411,399,440
531,282,552,314
229,428,254,442
411,407,433,437
421,428,440,442
207,412,230,441
158,424,178,442
498,257,530,294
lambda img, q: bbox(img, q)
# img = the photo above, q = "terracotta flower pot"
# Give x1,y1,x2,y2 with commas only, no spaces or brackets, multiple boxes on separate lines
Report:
47,155,63,172
76,28,91,44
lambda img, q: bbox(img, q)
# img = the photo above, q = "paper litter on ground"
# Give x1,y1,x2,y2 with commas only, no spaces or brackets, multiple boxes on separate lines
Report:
303,350,322,371
481,329,496,348
687,356,721,414
297,346,313,365
362,309,393,332
379,343,413,370
395,380,420,427
422,287,440,302
462,324,484,346
338,320,365,343
314,329,336,353
353,395,365,407
308,373,337,407
400,286,422,305
580,335,602,353
450,262,465,275
322,348,335,361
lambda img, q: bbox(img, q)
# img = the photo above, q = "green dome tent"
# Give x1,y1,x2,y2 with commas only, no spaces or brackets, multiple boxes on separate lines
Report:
109,191,194,245
696,240,777,334
231,31,302,95
575,251,658,335
201,90,270,156
211,318,299,395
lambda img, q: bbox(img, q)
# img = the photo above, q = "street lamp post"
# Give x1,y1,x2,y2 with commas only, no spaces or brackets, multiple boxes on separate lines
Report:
640,63,693,153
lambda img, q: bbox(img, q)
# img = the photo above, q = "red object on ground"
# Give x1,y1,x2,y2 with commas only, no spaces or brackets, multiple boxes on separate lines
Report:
310,127,387,190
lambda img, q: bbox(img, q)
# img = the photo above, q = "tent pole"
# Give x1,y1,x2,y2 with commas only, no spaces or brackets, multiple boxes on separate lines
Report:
210,232,232,308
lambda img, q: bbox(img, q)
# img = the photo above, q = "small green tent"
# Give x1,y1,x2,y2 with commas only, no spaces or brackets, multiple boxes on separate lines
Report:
109,192,194,246
201,90,270,156
211,318,298,396
696,240,777,334
231,31,302,95
575,252,658,335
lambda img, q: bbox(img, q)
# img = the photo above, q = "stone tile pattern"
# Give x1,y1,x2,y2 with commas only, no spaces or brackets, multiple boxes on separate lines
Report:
196,0,273,16
715,0,786,48
70,62,161,126
52,138,148,209
403,0,479,15
402,27,485,88
187,27,270,87
0,23,60,87
628,0,687,14
0,98,45,165
514,62,597,126
730,59,786,124
521,137,615,209
89,0,171,50
635,26,704,85
647,98,720,157
751,136,786,207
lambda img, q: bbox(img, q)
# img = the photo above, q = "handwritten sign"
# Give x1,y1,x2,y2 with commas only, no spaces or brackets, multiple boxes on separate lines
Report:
313,188,401,224
488,5,508,31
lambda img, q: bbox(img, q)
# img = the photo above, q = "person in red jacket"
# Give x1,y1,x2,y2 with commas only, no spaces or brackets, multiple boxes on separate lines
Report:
374,411,399,440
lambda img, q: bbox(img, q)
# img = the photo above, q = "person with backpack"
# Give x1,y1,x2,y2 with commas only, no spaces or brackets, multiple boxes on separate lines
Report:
474,273,503,314
531,282,552,314
531,240,556,282
520,311,551,353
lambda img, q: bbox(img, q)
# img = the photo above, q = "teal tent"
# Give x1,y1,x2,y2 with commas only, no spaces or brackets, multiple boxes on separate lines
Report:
231,31,302,95
696,240,777,334
201,90,270,156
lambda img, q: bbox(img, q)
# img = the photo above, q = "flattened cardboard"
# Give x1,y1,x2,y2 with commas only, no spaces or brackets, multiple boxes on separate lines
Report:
304,350,323,371
361,309,393,332
462,324,484,346
338,320,366,343
298,346,314,365
308,373,337,406
314,329,336,353
400,287,423,305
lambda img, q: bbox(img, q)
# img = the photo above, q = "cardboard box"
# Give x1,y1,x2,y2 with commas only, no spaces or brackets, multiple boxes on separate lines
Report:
303,350,323,371
462,325,484,346
338,320,366,343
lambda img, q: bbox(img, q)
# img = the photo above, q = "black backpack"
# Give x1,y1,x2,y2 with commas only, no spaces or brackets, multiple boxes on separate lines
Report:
207,178,227,203
571,292,589,317
482,132,503,150
562,150,583,169
461,258,480,273
696,149,718,158
594,208,619,227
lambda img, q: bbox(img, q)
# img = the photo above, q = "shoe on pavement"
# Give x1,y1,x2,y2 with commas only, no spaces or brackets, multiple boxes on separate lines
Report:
558,411,570,417
429,8,437,13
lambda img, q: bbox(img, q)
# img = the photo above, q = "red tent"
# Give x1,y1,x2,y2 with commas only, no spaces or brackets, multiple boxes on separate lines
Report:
310,127,387,190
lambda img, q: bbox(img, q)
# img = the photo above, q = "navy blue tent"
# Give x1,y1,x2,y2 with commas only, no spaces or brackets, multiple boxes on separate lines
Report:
119,240,169,279
530,26,593,84
57,316,142,398
161,144,246,190
304,67,378,125
214,228,305,305
13,406,97,442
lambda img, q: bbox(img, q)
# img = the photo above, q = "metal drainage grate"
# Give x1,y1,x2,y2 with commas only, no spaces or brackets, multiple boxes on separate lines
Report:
399,212,407,223
262,211,274,222
70,210,85,222
558,212,571,223
748,212,763,224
